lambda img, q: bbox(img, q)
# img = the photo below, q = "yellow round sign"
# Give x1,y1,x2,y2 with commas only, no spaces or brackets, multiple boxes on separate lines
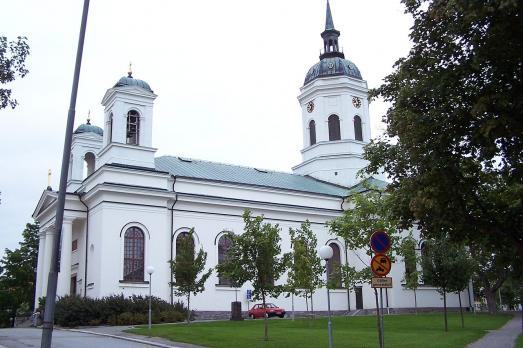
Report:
371,254,391,277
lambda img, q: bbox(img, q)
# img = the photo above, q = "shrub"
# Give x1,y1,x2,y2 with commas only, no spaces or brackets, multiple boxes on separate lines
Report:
54,295,187,327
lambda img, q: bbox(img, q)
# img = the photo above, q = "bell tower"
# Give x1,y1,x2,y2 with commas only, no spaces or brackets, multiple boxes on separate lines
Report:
97,67,157,169
292,0,371,187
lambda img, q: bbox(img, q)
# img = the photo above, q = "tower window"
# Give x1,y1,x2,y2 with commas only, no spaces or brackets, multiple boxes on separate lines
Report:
83,152,95,179
328,114,341,141
309,120,316,146
354,115,363,141
126,110,140,145
108,112,113,143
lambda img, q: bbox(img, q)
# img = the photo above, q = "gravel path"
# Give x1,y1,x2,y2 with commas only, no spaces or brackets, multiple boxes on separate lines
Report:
467,314,522,348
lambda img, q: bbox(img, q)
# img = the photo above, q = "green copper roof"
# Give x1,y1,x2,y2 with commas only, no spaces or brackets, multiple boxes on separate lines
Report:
155,156,350,197
347,177,389,195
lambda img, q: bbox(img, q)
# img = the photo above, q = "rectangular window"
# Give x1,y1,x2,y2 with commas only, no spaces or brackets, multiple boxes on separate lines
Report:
72,239,78,252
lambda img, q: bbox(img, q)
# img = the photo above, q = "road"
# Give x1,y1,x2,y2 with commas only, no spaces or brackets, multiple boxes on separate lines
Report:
0,328,165,348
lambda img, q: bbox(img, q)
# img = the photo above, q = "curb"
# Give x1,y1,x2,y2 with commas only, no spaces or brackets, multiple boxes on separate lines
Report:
57,327,181,348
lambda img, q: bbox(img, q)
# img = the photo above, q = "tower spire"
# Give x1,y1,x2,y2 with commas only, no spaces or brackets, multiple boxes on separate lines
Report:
320,0,344,60
325,0,335,30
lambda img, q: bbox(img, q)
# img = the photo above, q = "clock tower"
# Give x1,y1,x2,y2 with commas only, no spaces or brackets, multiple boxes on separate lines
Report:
292,0,371,187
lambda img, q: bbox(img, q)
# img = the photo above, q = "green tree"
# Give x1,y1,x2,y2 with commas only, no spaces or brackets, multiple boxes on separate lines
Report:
0,36,30,109
217,210,288,341
399,235,421,314
327,186,400,258
363,0,522,295
286,221,323,317
169,229,213,324
421,238,472,331
0,221,39,327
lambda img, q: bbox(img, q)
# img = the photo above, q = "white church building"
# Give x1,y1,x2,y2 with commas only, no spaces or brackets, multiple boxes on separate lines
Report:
33,2,470,315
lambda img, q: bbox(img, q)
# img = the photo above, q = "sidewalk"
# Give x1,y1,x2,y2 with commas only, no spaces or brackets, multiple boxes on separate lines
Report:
467,314,522,348
60,325,207,348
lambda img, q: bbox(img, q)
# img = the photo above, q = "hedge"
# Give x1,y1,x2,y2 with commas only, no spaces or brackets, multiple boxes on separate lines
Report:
54,294,189,327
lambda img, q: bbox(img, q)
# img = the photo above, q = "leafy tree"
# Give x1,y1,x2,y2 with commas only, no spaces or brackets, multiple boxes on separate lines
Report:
469,241,512,314
286,221,323,317
169,229,213,324
399,235,421,314
363,0,522,295
0,36,30,109
421,238,472,331
217,210,288,341
0,221,39,327
327,186,400,258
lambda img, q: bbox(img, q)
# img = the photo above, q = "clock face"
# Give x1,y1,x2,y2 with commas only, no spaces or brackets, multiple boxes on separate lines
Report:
306,101,314,113
352,97,362,108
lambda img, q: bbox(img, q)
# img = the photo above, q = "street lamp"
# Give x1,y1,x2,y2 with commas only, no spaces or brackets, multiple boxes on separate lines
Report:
319,245,334,348
146,266,155,337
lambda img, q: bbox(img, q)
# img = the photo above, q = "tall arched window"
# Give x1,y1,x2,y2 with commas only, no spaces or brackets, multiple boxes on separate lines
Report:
327,243,342,288
328,115,341,141
126,110,140,145
123,227,145,281
217,234,233,286
309,120,316,146
354,115,363,141
175,232,195,283
108,112,113,143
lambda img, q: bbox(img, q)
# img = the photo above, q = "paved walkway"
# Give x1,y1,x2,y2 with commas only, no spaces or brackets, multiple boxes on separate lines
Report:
62,325,206,348
468,314,522,348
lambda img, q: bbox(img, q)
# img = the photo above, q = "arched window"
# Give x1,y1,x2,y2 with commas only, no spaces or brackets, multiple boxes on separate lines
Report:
126,110,140,145
327,243,342,288
328,115,341,141
217,234,233,286
123,227,145,281
108,112,113,143
309,120,316,146
83,152,95,179
354,116,363,141
175,232,195,283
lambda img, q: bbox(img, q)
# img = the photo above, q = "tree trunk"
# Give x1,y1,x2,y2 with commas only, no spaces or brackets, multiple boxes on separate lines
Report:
443,289,448,332
311,292,314,319
186,293,191,325
458,292,464,328
414,289,418,315
262,291,268,341
485,288,497,314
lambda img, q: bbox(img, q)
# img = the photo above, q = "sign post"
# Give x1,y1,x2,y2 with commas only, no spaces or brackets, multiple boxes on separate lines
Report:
370,230,392,348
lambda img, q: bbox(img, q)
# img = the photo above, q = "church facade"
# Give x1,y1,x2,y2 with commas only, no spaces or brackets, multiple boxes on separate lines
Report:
33,2,470,314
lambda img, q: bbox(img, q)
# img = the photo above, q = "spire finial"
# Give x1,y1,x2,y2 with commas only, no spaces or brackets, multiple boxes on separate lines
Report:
47,169,52,189
325,0,335,30
87,110,91,125
128,62,133,78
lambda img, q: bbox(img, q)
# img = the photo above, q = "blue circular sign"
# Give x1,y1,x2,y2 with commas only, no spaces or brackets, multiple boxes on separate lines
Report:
370,230,391,254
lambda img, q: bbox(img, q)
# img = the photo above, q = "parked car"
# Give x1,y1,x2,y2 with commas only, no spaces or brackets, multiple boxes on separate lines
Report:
248,303,286,319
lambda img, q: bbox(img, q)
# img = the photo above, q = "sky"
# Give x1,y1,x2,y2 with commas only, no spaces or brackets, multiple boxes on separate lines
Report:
0,1,412,256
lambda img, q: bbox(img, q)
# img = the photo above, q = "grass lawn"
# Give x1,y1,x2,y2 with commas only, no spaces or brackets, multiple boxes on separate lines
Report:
127,312,512,348
516,334,523,348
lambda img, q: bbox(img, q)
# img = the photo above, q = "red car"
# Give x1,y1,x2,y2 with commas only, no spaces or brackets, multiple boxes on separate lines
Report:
248,303,286,319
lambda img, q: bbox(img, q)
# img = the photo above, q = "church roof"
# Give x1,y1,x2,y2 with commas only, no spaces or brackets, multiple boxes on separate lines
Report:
155,156,350,197
304,57,362,85
347,176,389,195
114,72,153,93
74,122,103,136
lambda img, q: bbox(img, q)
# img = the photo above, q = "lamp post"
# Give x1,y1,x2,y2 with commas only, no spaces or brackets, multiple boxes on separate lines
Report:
319,245,334,348
146,266,155,337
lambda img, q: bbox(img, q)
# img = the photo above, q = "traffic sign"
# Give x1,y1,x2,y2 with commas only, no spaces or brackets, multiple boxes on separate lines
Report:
370,230,391,254
371,277,393,288
371,254,392,277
